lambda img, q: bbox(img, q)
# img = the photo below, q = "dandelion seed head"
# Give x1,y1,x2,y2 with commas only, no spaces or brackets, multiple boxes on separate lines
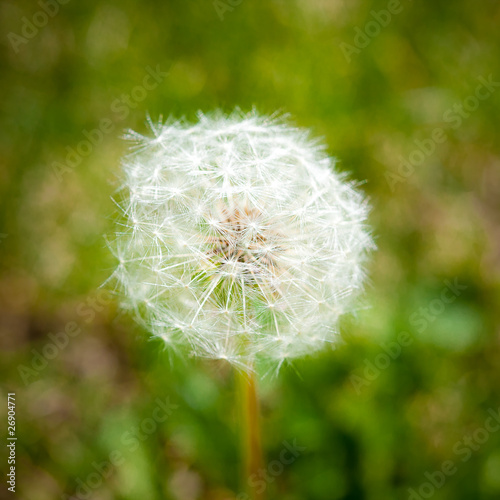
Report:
110,110,374,371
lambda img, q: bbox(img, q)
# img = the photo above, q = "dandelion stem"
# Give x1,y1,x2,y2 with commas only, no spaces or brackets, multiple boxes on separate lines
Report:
237,367,264,500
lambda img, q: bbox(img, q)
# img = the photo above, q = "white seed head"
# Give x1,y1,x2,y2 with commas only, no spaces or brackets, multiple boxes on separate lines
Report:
109,110,374,371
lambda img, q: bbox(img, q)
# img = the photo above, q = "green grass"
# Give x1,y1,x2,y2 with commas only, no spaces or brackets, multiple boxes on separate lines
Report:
1,0,500,499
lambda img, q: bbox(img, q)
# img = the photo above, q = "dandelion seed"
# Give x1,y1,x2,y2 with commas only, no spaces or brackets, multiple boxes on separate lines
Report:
109,110,374,371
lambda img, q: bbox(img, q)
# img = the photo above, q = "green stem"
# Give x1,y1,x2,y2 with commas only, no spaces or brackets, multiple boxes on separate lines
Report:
236,367,264,500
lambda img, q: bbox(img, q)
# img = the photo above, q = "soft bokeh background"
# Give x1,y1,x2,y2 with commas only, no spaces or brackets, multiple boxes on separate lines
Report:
1,0,500,499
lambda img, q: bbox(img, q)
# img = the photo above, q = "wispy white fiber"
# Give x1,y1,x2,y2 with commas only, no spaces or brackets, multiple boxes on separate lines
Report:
109,110,374,371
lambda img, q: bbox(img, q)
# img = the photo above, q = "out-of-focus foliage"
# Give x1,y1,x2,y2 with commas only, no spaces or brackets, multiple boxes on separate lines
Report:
0,0,499,499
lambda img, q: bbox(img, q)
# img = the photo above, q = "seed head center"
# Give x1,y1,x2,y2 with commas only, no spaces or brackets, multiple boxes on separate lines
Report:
208,204,280,276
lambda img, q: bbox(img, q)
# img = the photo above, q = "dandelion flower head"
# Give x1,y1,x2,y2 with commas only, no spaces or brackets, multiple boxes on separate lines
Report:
110,110,373,371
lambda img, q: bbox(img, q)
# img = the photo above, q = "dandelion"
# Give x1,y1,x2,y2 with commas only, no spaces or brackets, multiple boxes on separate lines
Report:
110,110,373,367
109,109,373,498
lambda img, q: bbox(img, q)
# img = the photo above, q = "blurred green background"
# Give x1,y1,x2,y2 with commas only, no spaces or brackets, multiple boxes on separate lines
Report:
1,0,500,499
